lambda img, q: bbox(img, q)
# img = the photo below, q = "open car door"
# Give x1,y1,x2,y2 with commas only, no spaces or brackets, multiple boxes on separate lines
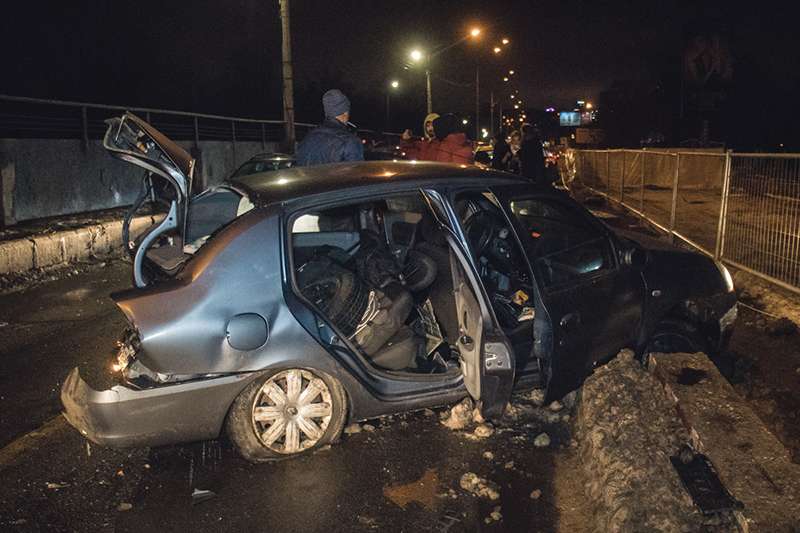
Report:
423,187,515,418
103,113,194,288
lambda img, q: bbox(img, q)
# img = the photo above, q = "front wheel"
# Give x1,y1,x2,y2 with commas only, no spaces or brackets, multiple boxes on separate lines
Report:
644,319,708,357
226,368,347,462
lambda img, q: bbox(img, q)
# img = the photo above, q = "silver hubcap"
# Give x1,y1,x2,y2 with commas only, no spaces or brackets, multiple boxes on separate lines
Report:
251,369,333,454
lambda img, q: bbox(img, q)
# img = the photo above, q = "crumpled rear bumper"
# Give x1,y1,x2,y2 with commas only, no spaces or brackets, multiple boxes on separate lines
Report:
60,367,259,448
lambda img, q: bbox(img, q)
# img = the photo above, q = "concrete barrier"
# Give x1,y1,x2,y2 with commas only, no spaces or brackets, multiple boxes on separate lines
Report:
650,352,800,532
0,215,156,275
0,138,278,224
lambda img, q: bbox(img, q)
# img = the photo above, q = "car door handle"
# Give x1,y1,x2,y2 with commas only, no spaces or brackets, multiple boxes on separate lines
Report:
559,313,581,330
459,335,475,350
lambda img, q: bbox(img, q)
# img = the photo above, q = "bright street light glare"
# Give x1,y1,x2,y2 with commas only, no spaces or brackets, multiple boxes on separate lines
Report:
509,70,515,75
390,80,399,88
503,77,509,82
409,49,423,62
502,38,510,45
493,47,501,54
470,27,481,37
462,118,469,124
585,102,593,109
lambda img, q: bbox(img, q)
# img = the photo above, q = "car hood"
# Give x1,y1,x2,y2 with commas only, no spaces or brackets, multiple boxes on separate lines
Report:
614,228,728,297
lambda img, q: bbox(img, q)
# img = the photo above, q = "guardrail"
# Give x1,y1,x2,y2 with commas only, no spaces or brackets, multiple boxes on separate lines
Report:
0,93,319,147
570,149,800,295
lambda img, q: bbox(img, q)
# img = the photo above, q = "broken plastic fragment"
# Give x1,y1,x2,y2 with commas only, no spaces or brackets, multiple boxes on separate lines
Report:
191,488,217,505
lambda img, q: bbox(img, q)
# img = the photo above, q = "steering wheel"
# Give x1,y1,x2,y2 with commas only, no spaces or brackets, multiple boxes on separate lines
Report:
464,210,500,257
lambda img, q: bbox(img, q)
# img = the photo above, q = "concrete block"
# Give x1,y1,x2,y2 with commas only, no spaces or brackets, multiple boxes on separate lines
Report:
129,216,157,242
63,227,93,263
650,352,800,531
94,220,124,256
0,239,34,274
32,234,65,268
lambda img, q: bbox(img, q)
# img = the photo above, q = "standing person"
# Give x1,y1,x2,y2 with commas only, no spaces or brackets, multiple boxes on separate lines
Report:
296,89,364,166
508,130,522,174
400,112,439,160
427,114,474,164
519,124,545,182
491,129,512,171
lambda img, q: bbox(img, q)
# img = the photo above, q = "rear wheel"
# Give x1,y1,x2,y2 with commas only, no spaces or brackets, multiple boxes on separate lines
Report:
226,368,347,462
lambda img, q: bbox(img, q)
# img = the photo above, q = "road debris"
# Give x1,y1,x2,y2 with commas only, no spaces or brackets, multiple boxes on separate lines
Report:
529,389,545,406
459,472,500,500
45,482,69,490
362,424,376,433
344,423,362,435
484,506,502,524
472,424,494,439
117,502,132,512
530,489,542,500
548,400,563,412
482,451,494,460
533,433,550,447
440,397,474,430
503,461,514,470
191,488,217,505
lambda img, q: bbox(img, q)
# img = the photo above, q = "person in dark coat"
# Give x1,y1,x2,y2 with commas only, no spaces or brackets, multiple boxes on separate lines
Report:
491,129,512,171
518,124,545,181
296,89,364,166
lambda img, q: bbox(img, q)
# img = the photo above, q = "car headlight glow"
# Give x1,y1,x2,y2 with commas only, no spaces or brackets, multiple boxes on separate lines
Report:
716,261,734,293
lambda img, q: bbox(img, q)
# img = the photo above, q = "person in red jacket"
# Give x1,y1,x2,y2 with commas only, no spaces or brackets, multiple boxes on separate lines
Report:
400,112,439,160
427,114,474,164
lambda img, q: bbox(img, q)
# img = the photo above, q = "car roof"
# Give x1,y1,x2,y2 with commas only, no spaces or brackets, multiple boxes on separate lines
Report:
228,161,532,205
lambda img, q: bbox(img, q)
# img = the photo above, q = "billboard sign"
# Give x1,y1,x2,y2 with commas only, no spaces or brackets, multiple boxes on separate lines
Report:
559,112,581,127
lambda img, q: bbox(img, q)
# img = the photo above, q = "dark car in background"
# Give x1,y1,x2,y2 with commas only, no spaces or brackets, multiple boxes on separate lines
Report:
61,113,737,462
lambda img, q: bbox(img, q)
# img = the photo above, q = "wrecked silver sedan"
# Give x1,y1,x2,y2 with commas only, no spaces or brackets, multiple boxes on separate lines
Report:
61,113,737,461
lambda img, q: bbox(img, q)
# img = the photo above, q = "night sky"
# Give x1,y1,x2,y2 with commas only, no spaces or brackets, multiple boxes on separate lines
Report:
1,1,798,146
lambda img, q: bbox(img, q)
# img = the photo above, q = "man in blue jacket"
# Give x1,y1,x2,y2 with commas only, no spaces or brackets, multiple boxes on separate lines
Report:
296,89,364,166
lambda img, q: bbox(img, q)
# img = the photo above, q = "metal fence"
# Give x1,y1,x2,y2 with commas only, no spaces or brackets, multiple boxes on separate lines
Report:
571,149,800,295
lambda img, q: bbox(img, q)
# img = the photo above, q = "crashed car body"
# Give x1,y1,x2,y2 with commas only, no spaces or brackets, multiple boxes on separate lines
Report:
61,113,737,461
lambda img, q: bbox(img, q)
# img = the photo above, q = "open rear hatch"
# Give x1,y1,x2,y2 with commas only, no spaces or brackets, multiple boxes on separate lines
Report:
104,113,194,287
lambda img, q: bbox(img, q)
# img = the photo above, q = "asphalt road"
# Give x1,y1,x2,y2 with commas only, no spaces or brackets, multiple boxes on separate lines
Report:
0,260,589,532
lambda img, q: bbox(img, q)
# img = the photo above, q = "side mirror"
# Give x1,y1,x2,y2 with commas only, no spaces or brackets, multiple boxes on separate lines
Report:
620,247,647,269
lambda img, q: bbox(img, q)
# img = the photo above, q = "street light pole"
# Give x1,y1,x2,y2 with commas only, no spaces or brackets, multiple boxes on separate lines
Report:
278,0,295,151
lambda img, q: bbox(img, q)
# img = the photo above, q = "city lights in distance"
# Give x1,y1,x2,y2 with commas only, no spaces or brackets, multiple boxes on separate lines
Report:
493,47,501,54
502,38,510,45
508,70,515,75
503,77,509,82
409,49,423,62
470,27,482,37
390,80,399,88
462,118,469,125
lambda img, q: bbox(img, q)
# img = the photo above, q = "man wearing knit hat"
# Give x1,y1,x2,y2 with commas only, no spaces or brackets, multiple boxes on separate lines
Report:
296,89,364,166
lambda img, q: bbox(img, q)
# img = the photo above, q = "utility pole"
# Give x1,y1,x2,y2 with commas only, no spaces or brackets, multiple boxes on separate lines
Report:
489,91,494,138
425,69,432,115
279,0,295,152
475,64,480,140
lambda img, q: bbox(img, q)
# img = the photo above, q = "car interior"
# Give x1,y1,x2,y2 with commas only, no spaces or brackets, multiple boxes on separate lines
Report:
291,193,479,374
290,191,544,378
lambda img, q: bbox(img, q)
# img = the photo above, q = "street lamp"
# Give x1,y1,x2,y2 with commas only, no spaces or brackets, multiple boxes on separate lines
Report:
386,80,400,131
470,27,482,38
502,38,510,45
509,70,515,75
493,46,501,54
585,102,593,109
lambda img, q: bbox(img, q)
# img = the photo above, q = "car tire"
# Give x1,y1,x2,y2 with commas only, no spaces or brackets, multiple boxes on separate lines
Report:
226,367,347,462
644,319,708,357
